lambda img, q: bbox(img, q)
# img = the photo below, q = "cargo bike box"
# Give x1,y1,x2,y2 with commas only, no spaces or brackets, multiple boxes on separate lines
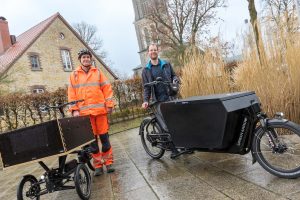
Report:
160,91,260,152
0,116,94,169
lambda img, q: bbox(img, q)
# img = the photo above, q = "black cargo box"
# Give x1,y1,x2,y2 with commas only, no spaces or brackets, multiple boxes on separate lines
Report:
0,116,94,169
160,91,259,149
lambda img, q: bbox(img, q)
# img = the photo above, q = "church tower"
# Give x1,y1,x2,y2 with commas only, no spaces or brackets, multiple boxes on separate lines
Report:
132,0,166,72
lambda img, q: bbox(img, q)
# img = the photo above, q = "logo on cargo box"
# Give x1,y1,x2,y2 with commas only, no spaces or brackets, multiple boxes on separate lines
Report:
237,117,248,146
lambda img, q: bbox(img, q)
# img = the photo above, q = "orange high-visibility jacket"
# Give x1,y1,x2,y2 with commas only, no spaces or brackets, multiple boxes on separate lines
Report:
68,66,114,116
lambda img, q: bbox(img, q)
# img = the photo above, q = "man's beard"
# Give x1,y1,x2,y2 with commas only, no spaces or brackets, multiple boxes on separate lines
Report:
151,54,158,60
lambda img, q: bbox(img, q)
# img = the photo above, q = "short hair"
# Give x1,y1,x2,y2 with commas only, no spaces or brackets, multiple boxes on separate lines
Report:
147,43,159,51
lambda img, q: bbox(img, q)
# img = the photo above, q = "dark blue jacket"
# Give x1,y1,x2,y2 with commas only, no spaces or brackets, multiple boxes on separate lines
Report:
142,59,178,102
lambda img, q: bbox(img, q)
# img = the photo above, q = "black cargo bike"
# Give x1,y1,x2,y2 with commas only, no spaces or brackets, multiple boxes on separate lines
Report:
139,78,300,179
0,100,96,200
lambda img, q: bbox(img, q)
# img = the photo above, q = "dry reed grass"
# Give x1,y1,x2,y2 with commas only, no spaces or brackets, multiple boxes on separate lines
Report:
180,48,232,98
180,31,300,123
234,32,300,123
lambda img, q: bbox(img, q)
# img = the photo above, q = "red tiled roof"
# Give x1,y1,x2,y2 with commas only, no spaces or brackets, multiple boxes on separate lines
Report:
0,12,118,79
0,13,59,75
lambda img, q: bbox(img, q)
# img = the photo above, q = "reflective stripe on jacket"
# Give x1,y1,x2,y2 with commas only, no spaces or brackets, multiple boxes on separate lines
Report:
68,66,114,116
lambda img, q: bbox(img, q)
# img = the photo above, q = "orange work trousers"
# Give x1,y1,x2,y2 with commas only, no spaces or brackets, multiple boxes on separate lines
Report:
89,115,113,168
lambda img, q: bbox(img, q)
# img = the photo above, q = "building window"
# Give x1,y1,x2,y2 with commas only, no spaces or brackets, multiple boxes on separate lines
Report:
31,85,45,94
59,32,65,40
142,1,150,16
144,27,151,47
29,55,41,70
92,60,96,66
32,88,45,94
61,49,72,71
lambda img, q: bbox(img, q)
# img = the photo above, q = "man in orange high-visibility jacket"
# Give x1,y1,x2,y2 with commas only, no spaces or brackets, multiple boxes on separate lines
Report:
68,48,115,176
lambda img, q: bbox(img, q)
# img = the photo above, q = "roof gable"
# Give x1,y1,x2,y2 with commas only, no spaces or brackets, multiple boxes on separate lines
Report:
0,12,118,79
0,13,58,75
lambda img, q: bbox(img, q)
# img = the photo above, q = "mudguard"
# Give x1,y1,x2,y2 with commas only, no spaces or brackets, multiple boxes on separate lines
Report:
139,116,153,135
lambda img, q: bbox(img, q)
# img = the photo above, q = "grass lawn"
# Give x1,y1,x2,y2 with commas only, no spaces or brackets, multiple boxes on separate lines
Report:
109,116,145,134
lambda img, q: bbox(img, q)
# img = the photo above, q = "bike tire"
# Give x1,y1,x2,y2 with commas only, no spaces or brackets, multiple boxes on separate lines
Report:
74,164,91,200
140,118,165,159
252,120,300,178
17,175,40,200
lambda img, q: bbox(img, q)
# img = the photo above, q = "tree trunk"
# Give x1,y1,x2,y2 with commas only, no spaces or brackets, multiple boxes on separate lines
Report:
247,0,265,66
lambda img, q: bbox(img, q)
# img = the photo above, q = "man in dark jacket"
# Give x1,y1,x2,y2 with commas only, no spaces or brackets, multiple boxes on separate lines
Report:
141,43,180,158
141,43,179,108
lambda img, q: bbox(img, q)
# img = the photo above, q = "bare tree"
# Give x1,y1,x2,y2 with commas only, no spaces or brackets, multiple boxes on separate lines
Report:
147,0,226,65
247,0,266,66
262,0,298,34
73,21,108,60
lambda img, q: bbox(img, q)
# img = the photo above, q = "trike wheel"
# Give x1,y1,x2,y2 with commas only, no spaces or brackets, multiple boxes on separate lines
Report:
252,121,300,178
17,175,40,200
74,164,91,200
140,118,165,159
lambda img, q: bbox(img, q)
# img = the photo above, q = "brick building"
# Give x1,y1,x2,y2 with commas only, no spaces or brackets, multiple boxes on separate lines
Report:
0,13,117,94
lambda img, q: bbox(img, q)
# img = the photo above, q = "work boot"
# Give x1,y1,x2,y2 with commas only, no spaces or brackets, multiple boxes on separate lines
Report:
106,164,115,173
94,167,104,176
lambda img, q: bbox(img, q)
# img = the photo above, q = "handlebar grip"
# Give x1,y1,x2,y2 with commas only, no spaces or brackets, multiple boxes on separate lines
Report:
68,99,84,105
144,81,158,87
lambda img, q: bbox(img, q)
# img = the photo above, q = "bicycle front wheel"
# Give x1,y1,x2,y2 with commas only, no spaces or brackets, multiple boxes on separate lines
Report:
74,164,91,200
140,118,165,159
252,120,300,178
17,175,40,200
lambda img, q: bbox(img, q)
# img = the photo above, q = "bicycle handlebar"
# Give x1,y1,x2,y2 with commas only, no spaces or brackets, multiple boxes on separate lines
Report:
40,99,84,112
144,80,171,87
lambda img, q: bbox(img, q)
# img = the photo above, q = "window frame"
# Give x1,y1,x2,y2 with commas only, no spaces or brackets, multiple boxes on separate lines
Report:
60,49,73,71
28,53,42,71
32,88,45,94
91,59,96,67
144,27,151,47
30,85,46,94
59,32,65,40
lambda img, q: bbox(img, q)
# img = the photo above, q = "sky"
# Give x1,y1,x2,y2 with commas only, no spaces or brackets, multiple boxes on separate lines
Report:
0,0,263,76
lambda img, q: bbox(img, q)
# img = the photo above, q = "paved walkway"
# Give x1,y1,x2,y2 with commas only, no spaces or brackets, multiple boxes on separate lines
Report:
1,128,300,200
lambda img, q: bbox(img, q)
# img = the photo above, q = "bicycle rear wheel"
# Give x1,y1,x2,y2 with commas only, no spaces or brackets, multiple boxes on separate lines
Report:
252,120,300,178
140,118,165,159
74,164,91,200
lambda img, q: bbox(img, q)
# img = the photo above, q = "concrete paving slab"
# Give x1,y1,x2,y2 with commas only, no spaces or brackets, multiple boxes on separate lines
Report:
114,186,158,200
211,156,260,175
150,174,228,200
238,167,300,195
222,181,288,200
1,127,300,200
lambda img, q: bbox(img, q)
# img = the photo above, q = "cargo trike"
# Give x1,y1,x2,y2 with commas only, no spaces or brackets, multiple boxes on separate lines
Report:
140,79,300,179
0,100,96,200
